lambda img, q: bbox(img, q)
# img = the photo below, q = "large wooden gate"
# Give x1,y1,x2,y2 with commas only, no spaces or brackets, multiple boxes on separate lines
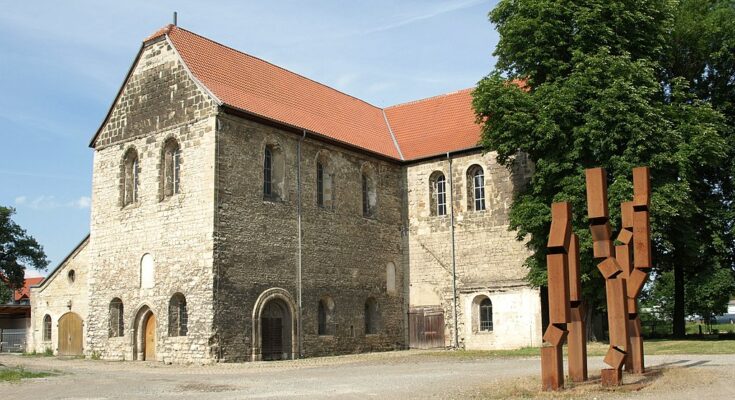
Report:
408,307,445,349
144,314,156,361
58,313,83,356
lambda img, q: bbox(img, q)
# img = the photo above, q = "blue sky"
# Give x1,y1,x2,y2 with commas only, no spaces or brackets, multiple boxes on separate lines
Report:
0,0,500,276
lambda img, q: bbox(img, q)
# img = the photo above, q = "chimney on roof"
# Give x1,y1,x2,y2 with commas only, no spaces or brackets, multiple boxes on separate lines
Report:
173,11,178,26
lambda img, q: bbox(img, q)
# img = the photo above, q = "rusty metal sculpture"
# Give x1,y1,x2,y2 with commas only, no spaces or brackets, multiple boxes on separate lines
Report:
626,167,652,374
586,168,629,386
567,233,587,382
541,202,572,391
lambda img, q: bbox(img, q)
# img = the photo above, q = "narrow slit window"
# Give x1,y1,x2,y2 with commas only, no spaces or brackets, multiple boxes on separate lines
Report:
317,162,324,207
263,147,273,197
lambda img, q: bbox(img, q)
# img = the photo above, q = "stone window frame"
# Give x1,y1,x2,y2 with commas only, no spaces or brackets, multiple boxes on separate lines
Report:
429,170,448,217
160,137,182,200
364,297,380,335
120,147,140,207
42,314,52,342
466,164,486,212
315,151,336,210
360,163,377,219
317,295,336,336
262,140,286,202
471,295,494,333
168,292,188,337
109,298,124,338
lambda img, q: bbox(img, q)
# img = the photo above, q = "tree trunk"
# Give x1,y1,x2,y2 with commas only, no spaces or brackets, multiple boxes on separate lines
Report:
673,262,686,337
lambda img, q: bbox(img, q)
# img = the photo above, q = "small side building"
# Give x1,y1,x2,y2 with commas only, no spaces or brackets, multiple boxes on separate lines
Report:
28,236,89,355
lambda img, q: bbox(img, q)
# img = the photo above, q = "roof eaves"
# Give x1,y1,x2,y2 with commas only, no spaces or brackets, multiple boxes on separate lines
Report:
382,109,404,161
88,44,145,148
33,234,90,290
403,145,482,164
220,104,402,163
165,34,223,107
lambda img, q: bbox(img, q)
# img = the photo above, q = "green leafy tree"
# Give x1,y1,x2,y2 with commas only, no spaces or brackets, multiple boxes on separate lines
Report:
659,0,735,336
473,0,733,336
0,206,49,302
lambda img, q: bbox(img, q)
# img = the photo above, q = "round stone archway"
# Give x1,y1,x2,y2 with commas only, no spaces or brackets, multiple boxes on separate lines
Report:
251,288,298,361
132,304,155,361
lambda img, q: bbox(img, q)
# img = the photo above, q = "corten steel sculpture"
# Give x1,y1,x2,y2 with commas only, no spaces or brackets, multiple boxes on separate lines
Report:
567,233,588,382
585,168,629,386
625,167,652,373
541,202,572,391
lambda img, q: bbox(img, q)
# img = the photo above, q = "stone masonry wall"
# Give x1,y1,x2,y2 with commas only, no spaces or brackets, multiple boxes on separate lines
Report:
213,113,405,361
405,151,542,349
87,38,218,363
29,239,90,354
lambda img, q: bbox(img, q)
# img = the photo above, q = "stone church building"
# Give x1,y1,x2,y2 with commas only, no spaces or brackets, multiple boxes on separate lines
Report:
28,25,541,363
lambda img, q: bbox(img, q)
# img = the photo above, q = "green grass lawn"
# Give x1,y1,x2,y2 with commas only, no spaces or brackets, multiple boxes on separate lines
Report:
686,322,735,334
0,367,53,382
419,338,735,359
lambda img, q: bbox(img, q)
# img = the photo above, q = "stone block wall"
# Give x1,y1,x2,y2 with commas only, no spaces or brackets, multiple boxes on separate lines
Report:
213,113,405,361
86,38,218,363
404,151,542,349
28,238,90,354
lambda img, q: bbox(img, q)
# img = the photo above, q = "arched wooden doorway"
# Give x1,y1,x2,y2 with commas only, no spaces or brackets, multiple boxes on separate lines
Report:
133,305,156,361
252,288,298,361
261,300,291,360
58,312,83,356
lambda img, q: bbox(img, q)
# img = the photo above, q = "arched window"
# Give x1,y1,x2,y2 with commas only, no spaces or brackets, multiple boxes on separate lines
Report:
467,165,486,211
162,139,181,198
263,144,285,201
317,296,334,336
316,155,335,209
121,148,139,206
361,165,377,218
429,172,447,216
386,262,396,294
42,314,52,341
364,297,380,334
168,293,188,337
263,146,273,197
479,298,493,331
109,298,124,337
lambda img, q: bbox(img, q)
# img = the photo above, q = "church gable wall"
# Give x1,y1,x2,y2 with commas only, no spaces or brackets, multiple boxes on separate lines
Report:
86,39,218,363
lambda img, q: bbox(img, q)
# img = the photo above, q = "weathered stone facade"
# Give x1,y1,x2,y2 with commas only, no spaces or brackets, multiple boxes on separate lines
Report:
32,29,541,363
86,38,218,363
405,152,542,349
28,237,90,354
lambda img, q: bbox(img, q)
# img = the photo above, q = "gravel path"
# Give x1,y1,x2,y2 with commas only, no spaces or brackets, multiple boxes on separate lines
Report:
1,350,734,399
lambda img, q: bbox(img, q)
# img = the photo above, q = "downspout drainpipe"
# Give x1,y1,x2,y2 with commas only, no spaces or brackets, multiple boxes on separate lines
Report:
447,152,459,349
297,130,306,359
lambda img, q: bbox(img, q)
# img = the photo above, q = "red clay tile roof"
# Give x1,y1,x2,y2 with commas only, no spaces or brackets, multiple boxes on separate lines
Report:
12,277,44,302
138,25,481,161
384,89,481,160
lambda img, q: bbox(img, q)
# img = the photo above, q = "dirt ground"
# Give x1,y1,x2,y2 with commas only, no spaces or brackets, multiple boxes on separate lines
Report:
1,350,734,399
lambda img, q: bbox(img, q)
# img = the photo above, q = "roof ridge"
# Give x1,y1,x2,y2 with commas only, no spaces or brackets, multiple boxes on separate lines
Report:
385,87,475,109
169,25,385,111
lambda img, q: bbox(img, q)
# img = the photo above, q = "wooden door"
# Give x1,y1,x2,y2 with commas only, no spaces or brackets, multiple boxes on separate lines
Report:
58,313,83,356
261,317,283,360
144,314,156,361
408,307,445,349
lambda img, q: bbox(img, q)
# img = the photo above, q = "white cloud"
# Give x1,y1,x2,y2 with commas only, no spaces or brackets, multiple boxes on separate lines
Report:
14,195,91,210
70,196,91,209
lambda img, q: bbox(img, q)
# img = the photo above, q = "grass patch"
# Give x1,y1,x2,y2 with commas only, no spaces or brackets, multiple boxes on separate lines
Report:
417,338,735,360
22,348,54,357
0,366,53,382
